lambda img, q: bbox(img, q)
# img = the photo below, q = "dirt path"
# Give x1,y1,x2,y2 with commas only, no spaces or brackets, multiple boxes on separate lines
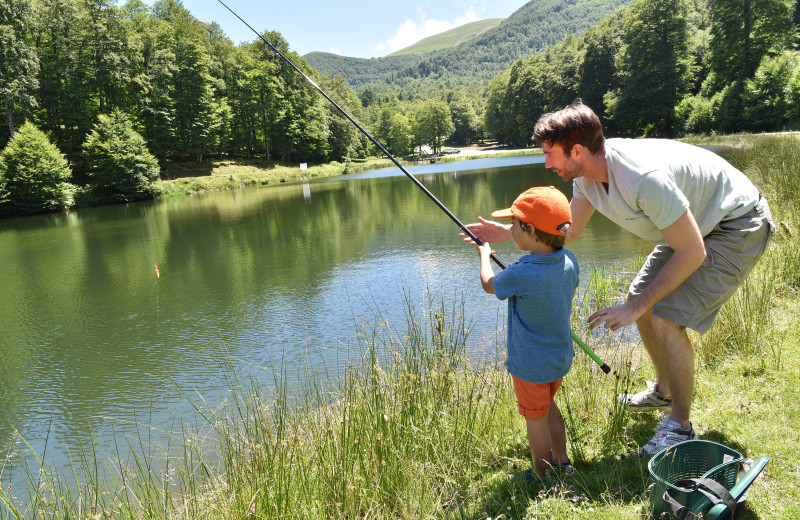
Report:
454,142,536,157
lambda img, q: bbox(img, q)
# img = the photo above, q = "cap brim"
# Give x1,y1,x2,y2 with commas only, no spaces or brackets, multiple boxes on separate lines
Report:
491,208,514,219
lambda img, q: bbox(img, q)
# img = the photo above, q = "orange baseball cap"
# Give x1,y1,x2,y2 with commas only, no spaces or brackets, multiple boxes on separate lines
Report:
491,186,571,235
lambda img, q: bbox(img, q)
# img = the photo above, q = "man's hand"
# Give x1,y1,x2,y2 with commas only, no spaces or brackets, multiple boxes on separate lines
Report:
587,302,644,332
461,217,512,245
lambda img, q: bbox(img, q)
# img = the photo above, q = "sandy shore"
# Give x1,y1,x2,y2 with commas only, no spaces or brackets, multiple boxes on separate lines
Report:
449,142,537,157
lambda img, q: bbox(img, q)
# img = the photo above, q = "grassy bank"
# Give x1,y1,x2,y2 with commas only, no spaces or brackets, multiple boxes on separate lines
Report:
156,146,538,197
2,135,798,519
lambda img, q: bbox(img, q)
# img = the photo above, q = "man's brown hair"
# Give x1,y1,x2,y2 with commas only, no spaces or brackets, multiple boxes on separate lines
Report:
532,100,605,156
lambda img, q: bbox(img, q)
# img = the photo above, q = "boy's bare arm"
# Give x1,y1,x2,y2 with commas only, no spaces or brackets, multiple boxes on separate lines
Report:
477,242,495,294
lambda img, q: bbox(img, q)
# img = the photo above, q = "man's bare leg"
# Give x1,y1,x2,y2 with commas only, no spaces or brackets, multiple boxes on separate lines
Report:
651,315,694,427
635,308,671,394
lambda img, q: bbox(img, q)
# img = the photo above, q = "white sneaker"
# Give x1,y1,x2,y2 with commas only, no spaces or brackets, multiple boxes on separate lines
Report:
639,417,698,456
618,381,672,412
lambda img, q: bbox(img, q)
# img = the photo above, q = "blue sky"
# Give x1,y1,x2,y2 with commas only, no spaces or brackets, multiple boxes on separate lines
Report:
181,0,528,58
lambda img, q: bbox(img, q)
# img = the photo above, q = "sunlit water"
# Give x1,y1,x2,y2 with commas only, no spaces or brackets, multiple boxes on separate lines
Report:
0,155,649,493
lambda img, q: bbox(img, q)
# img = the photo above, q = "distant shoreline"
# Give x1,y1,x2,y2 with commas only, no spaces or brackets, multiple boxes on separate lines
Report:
158,143,540,197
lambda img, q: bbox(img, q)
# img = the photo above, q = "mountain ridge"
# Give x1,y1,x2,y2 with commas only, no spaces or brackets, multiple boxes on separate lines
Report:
305,0,635,92
389,18,504,56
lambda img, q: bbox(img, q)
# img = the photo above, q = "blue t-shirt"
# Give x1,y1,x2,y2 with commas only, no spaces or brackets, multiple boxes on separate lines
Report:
493,248,579,384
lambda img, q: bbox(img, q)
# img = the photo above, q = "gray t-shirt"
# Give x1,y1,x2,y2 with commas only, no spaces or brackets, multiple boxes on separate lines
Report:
572,138,760,244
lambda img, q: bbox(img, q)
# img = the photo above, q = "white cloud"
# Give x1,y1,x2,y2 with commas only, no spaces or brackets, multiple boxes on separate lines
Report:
386,8,481,53
455,8,480,27
328,48,342,55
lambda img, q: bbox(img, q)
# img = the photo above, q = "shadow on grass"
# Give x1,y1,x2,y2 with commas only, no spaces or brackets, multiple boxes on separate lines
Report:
464,452,654,519
452,413,664,519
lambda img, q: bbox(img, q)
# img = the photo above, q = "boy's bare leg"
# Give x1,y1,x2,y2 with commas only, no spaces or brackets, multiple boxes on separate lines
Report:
547,401,569,464
525,415,552,478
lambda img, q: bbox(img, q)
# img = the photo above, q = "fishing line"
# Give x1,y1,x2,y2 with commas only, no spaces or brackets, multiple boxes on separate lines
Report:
215,0,610,373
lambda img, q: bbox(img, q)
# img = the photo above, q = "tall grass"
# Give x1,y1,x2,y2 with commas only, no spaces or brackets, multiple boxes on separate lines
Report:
695,134,800,365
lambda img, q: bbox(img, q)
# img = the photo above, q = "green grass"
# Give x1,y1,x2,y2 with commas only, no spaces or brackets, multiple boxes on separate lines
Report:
156,158,397,197
389,19,504,56
2,134,799,519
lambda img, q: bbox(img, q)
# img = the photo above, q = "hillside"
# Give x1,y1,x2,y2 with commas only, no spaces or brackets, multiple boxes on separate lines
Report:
306,0,635,92
389,18,503,56
302,53,428,89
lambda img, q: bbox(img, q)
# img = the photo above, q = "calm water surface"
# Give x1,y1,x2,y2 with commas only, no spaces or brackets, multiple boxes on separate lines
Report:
0,155,648,480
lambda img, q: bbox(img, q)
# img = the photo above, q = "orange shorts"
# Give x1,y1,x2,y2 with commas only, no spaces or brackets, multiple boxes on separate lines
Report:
512,375,563,419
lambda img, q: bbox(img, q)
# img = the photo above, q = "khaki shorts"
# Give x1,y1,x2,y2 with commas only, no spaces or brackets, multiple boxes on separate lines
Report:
628,197,775,334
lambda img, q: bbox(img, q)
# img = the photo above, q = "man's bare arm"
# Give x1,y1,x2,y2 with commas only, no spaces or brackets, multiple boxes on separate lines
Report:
565,197,595,244
587,209,706,331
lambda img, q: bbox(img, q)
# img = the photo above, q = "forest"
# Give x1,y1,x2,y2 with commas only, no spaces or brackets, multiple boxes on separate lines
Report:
1,0,799,217
483,0,800,145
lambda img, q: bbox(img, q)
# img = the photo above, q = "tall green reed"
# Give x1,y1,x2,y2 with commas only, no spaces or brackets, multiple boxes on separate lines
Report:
566,262,639,459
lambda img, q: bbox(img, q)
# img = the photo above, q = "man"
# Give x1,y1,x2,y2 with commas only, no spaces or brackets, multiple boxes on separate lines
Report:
465,101,774,455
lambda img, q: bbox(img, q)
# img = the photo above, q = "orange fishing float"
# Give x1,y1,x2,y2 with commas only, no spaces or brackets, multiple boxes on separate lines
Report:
155,264,160,278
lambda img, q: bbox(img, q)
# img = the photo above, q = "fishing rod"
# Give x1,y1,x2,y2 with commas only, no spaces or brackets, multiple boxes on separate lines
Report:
216,0,610,374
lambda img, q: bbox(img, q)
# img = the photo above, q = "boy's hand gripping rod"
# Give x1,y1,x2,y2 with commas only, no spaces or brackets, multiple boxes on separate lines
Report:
216,0,610,374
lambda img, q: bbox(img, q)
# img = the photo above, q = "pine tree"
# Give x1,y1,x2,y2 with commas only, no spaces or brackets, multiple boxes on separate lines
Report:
82,109,160,202
0,122,74,216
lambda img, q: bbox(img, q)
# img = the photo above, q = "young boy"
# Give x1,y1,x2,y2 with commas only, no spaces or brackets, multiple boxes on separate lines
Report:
474,186,579,481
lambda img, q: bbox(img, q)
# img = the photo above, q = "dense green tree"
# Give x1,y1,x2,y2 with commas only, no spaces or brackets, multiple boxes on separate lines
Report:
675,94,716,133
273,53,330,162
578,11,626,122
508,55,549,145
139,45,178,160
85,0,129,114
0,122,74,216
786,57,800,122
711,79,747,132
485,35,582,146
119,0,174,159
449,97,479,144
483,68,513,144
742,50,798,130
154,0,218,160
320,74,364,161
414,99,454,154
708,0,794,85
605,0,693,135
387,112,412,156
33,0,97,158
225,44,272,157
795,0,800,48
82,109,160,202
0,0,39,142
374,102,396,148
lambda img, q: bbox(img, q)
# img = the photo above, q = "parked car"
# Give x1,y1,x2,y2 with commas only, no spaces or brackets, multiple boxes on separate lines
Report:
441,148,461,154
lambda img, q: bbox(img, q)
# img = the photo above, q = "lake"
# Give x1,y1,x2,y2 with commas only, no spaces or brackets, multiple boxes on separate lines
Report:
0,155,648,485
